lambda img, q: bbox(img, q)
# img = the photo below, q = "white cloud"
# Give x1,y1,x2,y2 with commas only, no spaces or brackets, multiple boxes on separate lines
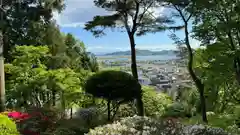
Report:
54,0,111,27
54,0,166,27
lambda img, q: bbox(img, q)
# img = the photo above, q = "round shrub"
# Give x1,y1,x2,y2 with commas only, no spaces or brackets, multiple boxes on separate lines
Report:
84,70,141,101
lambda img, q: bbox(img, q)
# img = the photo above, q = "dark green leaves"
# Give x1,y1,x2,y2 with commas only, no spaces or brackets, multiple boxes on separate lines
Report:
85,14,121,37
84,70,141,101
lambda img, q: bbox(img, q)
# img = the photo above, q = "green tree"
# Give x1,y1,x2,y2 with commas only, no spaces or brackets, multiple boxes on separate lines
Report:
2,0,64,61
84,70,142,121
63,33,99,72
84,0,172,116
192,0,240,85
165,0,208,122
193,45,240,113
5,46,90,112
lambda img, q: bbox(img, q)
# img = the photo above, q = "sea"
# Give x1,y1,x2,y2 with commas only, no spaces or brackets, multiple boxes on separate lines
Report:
97,55,177,61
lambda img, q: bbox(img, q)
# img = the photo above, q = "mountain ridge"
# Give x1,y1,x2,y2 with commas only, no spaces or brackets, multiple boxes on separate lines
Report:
103,49,177,56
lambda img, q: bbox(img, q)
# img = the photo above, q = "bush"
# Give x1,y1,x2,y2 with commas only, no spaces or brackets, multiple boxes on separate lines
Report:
163,102,186,118
183,124,230,135
0,114,19,135
44,107,109,135
113,86,173,119
87,116,231,135
72,107,108,128
87,115,183,135
47,118,90,135
2,107,60,135
115,103,136,118
181,113,240,134
84,70,141,100
142,86,172,117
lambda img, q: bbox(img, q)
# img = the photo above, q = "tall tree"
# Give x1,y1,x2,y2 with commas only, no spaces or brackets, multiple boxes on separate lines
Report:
0,0,11,112
165,0,208,122
193,45,240,113
192,0,240,85
2,0,64,61
84,0,172,116
0,0,64,112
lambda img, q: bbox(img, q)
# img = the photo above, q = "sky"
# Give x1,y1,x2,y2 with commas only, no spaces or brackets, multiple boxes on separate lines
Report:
54,0,200,54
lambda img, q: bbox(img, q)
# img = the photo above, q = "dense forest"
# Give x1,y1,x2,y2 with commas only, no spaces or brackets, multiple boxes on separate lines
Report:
0,0,239,135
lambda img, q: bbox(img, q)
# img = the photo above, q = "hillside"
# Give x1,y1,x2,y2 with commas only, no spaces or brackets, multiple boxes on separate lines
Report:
104,49,176,56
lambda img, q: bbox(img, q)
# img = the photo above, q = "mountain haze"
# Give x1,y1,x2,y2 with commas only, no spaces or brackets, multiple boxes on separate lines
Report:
104,49,177,56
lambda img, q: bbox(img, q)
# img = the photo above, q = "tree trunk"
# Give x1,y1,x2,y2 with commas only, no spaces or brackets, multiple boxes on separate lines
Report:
227,32,240,85
61,92,66,117
52,90,56,106
70,108,73,119
107,100,111,121
128,33,144,116
0,30,5,112
184,22,208,123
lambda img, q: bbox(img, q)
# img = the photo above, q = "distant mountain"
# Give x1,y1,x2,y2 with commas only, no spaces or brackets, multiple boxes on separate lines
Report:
104,49,177,56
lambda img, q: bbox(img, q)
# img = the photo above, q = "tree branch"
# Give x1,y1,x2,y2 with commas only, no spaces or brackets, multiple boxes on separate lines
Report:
131,0,140,33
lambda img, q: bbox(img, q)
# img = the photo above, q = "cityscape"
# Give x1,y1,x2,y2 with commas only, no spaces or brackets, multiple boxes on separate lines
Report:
98,55,193,99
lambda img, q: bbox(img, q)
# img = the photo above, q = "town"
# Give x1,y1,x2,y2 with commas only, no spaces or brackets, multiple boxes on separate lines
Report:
98,56,193,99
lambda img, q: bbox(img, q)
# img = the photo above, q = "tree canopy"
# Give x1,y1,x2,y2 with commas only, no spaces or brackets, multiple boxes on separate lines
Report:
84,70,141,101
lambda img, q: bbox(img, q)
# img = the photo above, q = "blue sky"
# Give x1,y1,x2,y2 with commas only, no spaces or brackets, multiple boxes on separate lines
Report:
54,0,200,54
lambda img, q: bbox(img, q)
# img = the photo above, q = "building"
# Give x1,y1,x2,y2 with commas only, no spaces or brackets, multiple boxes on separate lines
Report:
138,77,151,85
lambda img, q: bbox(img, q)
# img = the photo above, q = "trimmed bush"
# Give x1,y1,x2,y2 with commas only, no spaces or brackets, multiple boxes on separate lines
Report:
84,70,142,120
84,70,141,100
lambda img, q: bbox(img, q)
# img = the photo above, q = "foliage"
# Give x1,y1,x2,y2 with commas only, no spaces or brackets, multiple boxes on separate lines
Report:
87,115,231,135
1,108,60,135
84,0,173,37
72,107,108,127
182,113,240,134
142,86,172,117
163,102,187,118
115,103,136,118
193,46,240,113
5,45,90,110
63,33,99,72
84,70,141,101
87,115,183,135
175,87,200,116
2,0,64,60
0,114,19,135
182,105,240,134
165,0,208,122
2,0,240,134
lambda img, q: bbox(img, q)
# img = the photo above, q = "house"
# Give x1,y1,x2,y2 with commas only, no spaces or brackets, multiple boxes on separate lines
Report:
138,77,151,85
